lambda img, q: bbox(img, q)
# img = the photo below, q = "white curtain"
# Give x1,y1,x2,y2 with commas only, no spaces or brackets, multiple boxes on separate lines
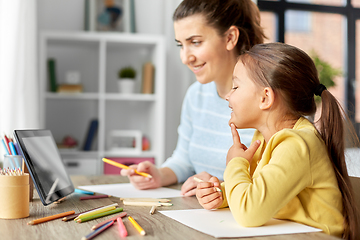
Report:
0,0,39,158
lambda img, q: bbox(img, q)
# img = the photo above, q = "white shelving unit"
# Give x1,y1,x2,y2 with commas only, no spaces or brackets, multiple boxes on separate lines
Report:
39,31,166,175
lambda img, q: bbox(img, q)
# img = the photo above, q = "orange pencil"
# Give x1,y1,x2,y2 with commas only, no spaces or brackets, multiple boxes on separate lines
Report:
102,158,152,178
28,210,75,225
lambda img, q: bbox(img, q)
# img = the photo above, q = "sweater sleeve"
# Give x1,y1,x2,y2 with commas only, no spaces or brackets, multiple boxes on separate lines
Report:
161,86,195,183
224,131,312,227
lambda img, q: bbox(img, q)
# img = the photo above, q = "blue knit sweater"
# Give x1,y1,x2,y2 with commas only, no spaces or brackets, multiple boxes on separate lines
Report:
162,81,255,183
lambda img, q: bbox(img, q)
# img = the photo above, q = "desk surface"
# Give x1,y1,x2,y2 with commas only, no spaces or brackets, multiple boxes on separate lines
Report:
0,175,340,240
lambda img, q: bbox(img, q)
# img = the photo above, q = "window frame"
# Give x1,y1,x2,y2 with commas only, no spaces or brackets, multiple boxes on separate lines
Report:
258,0,360,136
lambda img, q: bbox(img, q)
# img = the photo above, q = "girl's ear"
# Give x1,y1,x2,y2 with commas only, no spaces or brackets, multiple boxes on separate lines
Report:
259,87,275,110
225,26,239,51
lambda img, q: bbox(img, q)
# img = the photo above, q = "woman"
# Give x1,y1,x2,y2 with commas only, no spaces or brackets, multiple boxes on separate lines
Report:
121,0,266,196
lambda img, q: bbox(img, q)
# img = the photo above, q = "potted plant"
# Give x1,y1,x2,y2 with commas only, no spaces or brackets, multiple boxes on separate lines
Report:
308,51,342,123
118,66,136,93
311,51,341,103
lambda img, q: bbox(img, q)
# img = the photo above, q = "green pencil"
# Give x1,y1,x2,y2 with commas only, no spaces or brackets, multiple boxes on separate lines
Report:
76,208,123,223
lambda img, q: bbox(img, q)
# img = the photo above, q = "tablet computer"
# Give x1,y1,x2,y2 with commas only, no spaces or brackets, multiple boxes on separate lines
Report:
13,129,74,206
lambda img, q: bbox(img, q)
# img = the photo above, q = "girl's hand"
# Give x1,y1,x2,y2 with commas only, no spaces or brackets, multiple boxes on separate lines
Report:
196,177,223,209
227,124,261,165
120,161,162,189
181,171,214,196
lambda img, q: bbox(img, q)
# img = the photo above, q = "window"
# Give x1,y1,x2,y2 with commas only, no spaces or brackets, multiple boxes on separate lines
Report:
258,0,360,139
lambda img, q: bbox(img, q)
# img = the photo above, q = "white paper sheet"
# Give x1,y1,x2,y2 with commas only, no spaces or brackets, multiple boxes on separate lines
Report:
159,208,322,238
77,183,182,198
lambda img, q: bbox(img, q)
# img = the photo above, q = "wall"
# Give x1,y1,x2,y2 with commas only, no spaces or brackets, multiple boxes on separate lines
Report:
37,0,193,161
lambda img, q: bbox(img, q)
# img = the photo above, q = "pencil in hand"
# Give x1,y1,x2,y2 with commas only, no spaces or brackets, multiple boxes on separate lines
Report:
193,177,222,192
102,158,152,178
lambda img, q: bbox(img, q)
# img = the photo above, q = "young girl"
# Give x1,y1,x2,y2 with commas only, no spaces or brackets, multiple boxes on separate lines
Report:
121,0,266,196
195,42,359,239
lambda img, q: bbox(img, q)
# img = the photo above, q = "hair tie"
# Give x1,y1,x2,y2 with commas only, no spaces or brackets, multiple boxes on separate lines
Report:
314,84,327,96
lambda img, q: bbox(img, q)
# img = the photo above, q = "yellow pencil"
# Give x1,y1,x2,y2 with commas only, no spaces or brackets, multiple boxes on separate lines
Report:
102,158,152,178
74,203,118,221
128,216,146,236
193,177,222,192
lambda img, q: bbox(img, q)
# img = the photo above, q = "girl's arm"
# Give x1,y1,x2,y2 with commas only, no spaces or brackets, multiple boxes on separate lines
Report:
225,132,312,227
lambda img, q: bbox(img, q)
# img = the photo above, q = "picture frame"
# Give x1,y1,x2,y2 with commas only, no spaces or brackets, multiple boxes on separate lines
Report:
85,0,132,32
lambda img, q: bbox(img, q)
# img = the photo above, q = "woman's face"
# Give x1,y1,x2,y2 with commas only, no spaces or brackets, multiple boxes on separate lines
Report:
174,14,235,84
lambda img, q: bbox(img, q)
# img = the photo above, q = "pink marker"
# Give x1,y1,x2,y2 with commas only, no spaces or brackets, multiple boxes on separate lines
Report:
117,217,128,237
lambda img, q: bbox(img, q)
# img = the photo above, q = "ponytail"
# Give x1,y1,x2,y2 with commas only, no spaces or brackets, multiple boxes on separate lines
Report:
317,90,359,240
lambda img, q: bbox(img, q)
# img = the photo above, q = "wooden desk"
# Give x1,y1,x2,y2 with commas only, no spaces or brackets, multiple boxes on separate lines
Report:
0,175,340,240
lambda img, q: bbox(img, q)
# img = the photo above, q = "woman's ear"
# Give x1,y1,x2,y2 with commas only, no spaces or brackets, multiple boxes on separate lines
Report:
225,26,239,51
259,87,275,110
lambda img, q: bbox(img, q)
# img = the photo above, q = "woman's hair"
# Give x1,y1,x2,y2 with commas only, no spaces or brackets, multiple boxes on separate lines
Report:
173,0,266,54
238,42,359,239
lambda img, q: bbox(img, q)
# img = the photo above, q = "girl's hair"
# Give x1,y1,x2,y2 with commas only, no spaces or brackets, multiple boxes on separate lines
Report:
239,42,359,239
173,0,266,54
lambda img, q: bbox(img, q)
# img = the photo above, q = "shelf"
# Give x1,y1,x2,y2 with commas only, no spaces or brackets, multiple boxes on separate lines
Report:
40,31,166,174
45,92,99,100
104,93,156,101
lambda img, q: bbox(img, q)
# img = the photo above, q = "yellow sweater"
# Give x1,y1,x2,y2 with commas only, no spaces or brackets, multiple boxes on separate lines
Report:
220,117,344,237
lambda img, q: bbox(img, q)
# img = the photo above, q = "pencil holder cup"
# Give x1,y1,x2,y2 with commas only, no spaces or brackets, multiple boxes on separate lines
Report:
3,155,23,170
0,173,30,219
3,155,34,201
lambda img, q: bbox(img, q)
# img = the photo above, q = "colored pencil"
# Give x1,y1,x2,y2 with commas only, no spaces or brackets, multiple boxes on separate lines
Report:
75,188,95,195
102,158,152,178
27,210,75,225
150,205,156,215
77,208,123,223
128,216,146,235
91,212,127,230
193,177,222,192
62,206,102,221
80,194,111,200
75,203,118,221
81,220,114,240
117,217,128,237
3,135,11,155
123,201,172,207
1,139,10,155
120,198,171,203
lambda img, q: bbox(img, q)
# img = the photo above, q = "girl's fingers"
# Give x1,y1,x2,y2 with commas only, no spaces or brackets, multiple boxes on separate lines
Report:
230,123,241,146
247,140,261,156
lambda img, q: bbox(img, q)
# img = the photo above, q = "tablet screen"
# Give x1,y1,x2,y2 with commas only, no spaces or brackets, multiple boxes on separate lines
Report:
13,129,74,206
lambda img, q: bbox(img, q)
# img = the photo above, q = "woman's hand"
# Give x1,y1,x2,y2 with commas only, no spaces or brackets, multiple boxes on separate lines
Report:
227,123,260,165
196,176,223,210
120,161,162,189
181,172,214,196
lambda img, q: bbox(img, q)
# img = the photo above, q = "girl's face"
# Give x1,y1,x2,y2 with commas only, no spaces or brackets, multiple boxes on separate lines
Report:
174,14,234,85
226,61,262,129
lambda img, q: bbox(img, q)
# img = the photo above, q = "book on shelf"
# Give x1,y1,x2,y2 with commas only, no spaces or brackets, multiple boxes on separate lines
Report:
83,119,98,151
141,62,154,94
47,58,57,92
57,84,83,93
